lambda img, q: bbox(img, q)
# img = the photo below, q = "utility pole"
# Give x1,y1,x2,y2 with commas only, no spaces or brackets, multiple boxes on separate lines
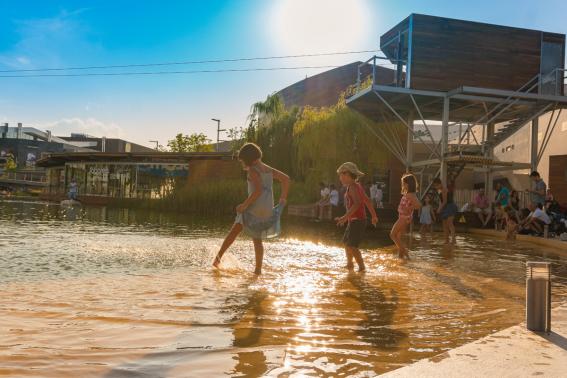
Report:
149,140,159,150
212,118,225,152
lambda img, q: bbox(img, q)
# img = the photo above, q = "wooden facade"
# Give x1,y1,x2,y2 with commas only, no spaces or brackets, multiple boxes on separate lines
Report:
381,14,565,93
549,155,567,204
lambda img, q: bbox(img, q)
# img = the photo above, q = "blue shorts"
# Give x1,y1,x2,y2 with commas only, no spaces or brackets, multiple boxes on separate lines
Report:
440,202,458,220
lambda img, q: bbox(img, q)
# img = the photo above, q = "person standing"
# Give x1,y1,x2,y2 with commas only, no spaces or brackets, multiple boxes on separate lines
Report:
527,171,547,206
391,174,421,258
213,143,290,275
335,162,378,272
375,183,384,208
433,178,457,244
68,178,79,201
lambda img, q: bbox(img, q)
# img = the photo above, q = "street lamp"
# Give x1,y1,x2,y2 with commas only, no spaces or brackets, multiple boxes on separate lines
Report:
149,140,159,150
212,118,226,152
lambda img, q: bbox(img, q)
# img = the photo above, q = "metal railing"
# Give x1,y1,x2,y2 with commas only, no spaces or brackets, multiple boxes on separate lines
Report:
0,170,47,183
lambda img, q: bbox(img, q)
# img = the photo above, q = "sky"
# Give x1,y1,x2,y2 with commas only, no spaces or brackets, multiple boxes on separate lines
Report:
1,0,566,149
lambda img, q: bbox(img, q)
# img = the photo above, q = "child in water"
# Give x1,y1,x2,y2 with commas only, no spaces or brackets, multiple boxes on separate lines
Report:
419,194,435,234
335,162,378,272
390,174,421,259
213,143,290,275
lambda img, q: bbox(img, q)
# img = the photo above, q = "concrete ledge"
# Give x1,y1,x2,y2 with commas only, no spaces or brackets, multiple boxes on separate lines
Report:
468,228,567,256
382,305,567,377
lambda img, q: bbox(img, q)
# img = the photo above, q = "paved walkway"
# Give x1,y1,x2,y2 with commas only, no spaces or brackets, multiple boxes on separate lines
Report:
382,304,567,377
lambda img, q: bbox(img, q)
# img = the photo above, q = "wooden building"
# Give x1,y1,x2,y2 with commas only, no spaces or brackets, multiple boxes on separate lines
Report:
381,14,565,94
346,14,567,199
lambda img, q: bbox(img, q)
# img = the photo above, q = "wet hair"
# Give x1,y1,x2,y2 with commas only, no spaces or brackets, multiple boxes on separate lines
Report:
330,184,336,190
238,143,262,166
536,202,543,209
530,171,540,178
401,173,418,194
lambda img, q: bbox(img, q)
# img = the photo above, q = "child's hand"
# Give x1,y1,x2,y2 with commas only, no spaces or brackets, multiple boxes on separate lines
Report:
335,216,347,226
371,215,378,227
236,203,246,213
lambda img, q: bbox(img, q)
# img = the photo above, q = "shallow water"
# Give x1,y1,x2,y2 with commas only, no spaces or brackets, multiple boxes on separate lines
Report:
1,200,566,377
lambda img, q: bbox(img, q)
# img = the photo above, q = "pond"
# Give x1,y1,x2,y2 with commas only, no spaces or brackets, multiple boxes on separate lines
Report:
1,200,566,377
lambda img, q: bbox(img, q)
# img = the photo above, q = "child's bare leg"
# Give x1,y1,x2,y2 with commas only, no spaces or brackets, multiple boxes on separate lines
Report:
442,219,449,244
213,223,243,267
350,247,366,271
447,216,456,243
252,238,264,275
390,220,408,258
345,247,354,269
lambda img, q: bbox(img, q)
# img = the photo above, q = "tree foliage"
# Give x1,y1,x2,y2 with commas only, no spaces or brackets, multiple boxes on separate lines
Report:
243,92,401,203
167,133,213,152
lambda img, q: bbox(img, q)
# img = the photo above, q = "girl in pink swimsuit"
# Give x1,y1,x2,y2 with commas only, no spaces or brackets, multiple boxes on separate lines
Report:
390,174,421,259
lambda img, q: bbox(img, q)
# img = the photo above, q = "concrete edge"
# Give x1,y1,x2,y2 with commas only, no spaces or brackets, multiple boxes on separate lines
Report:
467,227,567,257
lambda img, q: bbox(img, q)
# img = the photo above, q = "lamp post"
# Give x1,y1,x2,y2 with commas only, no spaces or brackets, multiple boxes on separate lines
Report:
149,140,159,150
212,118,226,152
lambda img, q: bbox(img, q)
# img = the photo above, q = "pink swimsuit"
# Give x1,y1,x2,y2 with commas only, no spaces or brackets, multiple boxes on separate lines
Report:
397,194,414,222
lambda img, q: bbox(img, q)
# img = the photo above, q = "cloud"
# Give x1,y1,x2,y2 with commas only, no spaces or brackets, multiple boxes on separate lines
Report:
40,118,125,138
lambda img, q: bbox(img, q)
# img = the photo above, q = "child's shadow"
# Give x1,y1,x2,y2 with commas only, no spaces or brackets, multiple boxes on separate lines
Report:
345,273,406,349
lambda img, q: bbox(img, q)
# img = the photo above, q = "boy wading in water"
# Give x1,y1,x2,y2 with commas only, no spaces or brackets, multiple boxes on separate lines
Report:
390,174,421,259
213,143,290,275
335,162,378,272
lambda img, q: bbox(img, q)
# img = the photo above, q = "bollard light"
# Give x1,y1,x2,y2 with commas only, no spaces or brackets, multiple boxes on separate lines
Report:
526,262,551,332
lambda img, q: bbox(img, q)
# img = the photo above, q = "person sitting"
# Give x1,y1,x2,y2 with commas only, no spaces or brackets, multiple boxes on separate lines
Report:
329,184,340,217
520,202,551,235
493,203,506,231
472,188,491,227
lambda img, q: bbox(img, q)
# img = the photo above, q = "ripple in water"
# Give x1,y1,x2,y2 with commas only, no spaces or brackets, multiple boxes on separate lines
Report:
1,200,566,377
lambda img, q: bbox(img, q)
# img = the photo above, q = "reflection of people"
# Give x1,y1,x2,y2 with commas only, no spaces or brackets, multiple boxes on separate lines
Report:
68,178,78,200
334,162,378,272
390,174,421,259
213,143,290,275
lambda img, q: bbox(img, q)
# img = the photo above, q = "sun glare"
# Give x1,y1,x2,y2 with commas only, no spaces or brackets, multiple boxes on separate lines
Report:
270,0,371,54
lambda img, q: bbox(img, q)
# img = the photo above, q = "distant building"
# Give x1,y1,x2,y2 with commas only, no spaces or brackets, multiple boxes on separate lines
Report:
0,123,89,169
277,61,396,109
60,133,155,153
37,151,239,204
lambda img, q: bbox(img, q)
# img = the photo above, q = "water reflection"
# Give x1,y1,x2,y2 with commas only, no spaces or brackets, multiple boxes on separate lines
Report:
346,273,406,349
2,199,567,377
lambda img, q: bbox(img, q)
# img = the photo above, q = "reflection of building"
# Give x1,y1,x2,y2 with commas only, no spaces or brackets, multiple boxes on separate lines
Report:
37,152,239,204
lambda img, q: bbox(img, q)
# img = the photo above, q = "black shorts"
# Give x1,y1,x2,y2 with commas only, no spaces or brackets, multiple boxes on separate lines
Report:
343,219,366,248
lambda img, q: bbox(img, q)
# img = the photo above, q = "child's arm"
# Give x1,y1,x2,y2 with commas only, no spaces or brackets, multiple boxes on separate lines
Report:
408,193,422,210
361,190,378,226
236,169,262,213
271,167,290,205
335,185,361,225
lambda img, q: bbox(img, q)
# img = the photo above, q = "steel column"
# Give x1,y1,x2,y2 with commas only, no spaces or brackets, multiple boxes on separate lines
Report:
440,97,450,184
531,118,539,172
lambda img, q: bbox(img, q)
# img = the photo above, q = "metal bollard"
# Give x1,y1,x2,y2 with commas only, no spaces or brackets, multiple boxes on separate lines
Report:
526,262,551,332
